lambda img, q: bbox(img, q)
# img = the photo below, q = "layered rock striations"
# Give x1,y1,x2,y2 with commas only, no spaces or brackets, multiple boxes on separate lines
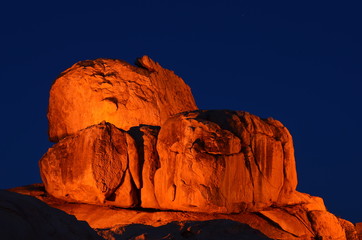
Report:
18,55,358,239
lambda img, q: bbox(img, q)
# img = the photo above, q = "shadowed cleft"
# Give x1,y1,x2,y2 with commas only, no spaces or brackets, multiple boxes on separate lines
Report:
102,97,119,109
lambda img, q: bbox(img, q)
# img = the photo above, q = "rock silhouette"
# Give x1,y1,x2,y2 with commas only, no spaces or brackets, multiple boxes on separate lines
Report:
0,189,101,240
5,56,360,239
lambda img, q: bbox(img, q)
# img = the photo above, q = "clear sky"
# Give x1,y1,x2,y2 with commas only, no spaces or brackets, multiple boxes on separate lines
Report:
1,1,361,222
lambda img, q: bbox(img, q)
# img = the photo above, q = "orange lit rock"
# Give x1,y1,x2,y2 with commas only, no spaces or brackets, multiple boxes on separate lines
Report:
154,110,297,213
259,208,312,237
286,191,327,211
9,184,356,240
32,55,359,240
39,122,140,207
308,210,346,239
129,125,161,209
48,56,197,142
338,218,359,240
355,222,362,240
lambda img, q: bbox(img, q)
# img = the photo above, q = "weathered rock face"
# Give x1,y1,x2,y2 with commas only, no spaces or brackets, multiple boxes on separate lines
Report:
338,218,359,240
307,211,346,239
128,125,161,209
33,56,358,240
40,110,298,213
0,190,101,240
8,185,354,240
154,110,297,212
355,222,362,240
39,122,141,207
48,56,197,142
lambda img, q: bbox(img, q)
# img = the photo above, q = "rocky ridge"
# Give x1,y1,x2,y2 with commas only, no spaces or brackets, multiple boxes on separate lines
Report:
5,56,362,239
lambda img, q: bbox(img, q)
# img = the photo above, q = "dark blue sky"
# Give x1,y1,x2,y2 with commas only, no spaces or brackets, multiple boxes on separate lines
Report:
1,1,361,222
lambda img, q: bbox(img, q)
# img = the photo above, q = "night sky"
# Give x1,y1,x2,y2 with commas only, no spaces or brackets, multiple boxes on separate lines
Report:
1,1,361,222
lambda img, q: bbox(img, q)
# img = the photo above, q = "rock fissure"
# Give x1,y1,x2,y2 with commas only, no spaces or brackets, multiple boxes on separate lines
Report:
290,211,315,236
257,211,306,238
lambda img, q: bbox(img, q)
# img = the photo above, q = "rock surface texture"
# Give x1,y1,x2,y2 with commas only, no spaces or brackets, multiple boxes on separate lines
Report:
8,56,357,239
154,110,297,212
8,185,357,240
40,109,300,213
40,122,141,207
48,56,197,142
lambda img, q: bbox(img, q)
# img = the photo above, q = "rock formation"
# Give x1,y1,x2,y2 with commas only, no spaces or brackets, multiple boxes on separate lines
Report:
128,125,161,209
4,56,361,239
154,110,297,212
40,122,141,207
0,189,101,240
97,219,272,240
8,184,358,240
40,109,301,213
48,56,197,142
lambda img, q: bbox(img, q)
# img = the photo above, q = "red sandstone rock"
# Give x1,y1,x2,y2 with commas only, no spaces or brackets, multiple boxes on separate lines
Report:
338,218,359,240
32,56,359,240
129,125,161,209
9,185,356,240
39,122,140,207
355,222,362,240
48,56,197,142
308,210,346,239
153,110,297,213
41,110,300,214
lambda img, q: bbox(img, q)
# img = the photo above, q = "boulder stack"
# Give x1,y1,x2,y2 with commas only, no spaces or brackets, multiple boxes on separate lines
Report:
37,56,354,239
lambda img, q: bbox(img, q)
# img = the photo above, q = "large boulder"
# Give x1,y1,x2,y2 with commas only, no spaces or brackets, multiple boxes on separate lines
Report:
0,190,101,240
153,110,298,213
41,110,299,213
48,56,197,142
39,121,141,207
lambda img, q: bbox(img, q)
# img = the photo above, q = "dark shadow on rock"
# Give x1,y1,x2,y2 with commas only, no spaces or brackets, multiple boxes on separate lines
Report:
97,219,272,240
0,190,102,240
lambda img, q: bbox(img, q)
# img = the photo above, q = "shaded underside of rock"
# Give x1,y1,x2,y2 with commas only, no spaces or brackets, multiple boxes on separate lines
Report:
154,110,298,213
97,219,273,240
0,190,101,240
48,56,197,142
128,125,161,209
9,185,354,240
